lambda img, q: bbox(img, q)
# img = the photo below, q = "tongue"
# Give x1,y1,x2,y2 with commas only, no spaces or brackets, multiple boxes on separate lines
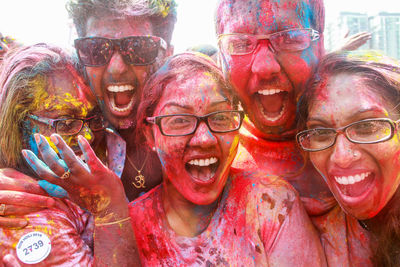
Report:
338,173,375,197
113,91,134,107
259,92,286,115
188,165,213,182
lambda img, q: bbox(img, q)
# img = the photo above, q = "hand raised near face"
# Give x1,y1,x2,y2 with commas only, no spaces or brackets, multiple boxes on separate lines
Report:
335,31,372,52
0,168,60,228
22,134,128,219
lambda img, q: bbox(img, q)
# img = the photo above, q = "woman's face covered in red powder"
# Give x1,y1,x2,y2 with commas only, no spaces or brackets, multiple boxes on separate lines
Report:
308,73,400,219
148,71,239,205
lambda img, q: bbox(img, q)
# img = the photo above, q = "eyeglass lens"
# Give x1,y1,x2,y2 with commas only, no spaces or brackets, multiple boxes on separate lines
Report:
299,120,393,150
56,119,84,135
221,29,312,55
55,117,105,135
76,37,160,66
88,116,106,131
160,112,242,136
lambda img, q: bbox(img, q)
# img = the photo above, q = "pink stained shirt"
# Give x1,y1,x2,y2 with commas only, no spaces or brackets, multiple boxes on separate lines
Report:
233,119,337,216
312,205,373,267
129,168,327,266
0,199,93,266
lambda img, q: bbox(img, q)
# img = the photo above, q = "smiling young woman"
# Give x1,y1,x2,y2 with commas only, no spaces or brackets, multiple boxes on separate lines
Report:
297,50,400,266
130,52,326,265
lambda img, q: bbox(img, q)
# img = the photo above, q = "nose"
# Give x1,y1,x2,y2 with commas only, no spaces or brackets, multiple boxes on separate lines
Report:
79,123,95,146
106,51,129,79
251,41,281,79
189,122,218,148
330,134,361,168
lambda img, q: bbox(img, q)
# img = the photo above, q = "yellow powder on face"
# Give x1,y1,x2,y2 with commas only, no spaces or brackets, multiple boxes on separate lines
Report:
82,129,93,142
59,92,93,117
30,75,51,111
43,92,93,118
30,75,93,118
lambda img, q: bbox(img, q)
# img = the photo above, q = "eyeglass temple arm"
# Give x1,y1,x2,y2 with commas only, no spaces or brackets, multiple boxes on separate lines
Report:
146,117,156,124
26,114,55,127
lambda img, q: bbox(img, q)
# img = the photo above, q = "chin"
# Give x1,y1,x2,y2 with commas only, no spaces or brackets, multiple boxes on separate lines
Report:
186,190,221,206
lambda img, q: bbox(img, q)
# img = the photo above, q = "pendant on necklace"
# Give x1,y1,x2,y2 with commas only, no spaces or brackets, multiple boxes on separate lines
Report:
132,170,146,189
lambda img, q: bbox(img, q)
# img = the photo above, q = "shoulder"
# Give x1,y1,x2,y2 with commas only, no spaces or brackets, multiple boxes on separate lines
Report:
129,185,163,227
230,168,298,201
129,184,161,209
227,168,300,223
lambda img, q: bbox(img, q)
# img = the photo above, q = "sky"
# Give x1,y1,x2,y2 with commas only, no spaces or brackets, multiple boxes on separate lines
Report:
1,0,400,53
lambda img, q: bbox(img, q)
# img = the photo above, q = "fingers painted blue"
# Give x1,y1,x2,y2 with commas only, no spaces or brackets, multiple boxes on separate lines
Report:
22,150,58,178
38,180,68,198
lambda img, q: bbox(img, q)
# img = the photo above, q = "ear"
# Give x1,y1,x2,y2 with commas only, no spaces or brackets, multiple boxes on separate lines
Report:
166,44,174,57
144,125,156,151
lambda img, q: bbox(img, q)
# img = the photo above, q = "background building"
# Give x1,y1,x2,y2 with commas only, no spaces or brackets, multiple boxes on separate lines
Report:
325,11,400,59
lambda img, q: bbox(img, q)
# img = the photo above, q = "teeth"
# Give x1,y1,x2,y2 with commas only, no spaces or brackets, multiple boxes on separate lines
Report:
107,85,134,93
258,89,284,96
334,172,371,185
188,157,218,167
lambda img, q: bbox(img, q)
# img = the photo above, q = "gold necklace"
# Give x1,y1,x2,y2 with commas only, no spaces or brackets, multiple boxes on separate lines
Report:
126,152,148,189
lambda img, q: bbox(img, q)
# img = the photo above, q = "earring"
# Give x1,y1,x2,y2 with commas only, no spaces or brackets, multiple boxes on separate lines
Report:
152,146,156,152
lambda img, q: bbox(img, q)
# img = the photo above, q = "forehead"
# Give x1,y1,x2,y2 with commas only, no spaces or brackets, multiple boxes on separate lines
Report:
158,71,227,109
36,71,93,115
310,73,391,121
219,0,313,34
85,15,154,38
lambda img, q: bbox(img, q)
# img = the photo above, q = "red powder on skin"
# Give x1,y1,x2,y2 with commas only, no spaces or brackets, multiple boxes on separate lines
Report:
129,169,326,266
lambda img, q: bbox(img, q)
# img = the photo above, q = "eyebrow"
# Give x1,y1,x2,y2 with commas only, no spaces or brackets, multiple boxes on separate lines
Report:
163,100,231,111
308,107,388,126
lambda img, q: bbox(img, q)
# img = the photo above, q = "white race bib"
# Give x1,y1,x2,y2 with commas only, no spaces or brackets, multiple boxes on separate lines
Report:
16,231,51,264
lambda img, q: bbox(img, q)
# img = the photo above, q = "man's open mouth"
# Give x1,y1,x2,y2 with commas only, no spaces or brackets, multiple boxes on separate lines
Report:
257,89,289,122
185,157,219,184
107,85,135,114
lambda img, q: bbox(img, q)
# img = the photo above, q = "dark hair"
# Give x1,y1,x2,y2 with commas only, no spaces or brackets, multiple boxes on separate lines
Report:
66,0,177,44
136,52,237,141
215,0,325,35
297,50,400,267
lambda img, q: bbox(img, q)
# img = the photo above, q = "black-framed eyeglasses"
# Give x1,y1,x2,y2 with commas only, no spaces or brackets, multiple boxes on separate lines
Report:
218,28,320,56
27,114,107,136
297,118,400,152
146,110,245,136
74,35,167,67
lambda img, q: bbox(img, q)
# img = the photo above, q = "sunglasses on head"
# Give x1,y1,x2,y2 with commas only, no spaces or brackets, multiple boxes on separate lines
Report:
74,36,167,67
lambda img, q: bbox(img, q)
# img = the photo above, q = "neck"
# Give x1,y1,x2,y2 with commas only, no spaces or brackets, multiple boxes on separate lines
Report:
244,119,296,141
162,179,219,237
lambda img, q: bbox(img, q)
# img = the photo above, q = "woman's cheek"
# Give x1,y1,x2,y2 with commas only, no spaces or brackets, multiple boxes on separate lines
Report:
310,153,328,182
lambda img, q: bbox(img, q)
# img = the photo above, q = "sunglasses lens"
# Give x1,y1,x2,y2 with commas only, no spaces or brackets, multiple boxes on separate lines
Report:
76,38,113,66
120,36,160,65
